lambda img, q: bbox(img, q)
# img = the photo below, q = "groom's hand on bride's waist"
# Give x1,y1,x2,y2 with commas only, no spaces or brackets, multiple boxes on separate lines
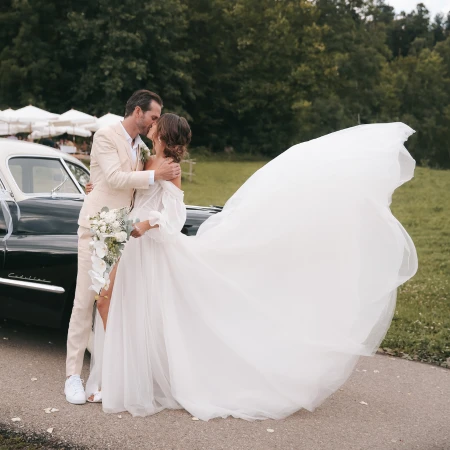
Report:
85,182,94,194
154,159,181,181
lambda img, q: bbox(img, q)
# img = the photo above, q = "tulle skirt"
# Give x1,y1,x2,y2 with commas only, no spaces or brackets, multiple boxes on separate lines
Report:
86,122,418,421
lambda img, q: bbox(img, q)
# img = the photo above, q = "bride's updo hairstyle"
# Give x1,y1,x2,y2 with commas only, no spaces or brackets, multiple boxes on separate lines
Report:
155,113,191,163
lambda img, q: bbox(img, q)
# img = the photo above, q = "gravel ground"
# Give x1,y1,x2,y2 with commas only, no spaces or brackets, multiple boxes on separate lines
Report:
0,319,449,450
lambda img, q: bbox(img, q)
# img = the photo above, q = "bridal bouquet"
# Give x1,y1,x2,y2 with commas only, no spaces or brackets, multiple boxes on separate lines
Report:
88,206,138,293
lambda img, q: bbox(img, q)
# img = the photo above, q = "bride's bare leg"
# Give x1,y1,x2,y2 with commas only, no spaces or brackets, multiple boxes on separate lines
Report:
96,263,118,330
87,264,118,402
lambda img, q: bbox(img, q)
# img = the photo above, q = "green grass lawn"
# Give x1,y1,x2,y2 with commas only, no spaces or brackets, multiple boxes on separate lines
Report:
182,162,450,367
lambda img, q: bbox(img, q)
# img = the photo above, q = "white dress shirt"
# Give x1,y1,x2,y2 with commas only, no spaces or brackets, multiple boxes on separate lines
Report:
120,122,154,185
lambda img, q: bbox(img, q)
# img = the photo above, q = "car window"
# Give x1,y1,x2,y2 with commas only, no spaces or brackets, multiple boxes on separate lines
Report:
65,161,90,193
8,157,80,195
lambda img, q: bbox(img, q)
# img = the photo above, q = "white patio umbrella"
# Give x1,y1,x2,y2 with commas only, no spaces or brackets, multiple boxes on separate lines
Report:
50,109,97,127
29,125,92,139
0,123,29,136
48,108,98,141
83,113,123,132
5,105,59,125
0,108,15,122
0,109,30,135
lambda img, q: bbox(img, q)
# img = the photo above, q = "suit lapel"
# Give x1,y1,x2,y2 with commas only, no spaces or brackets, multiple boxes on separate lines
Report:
112,123,133,170
134,143,141,171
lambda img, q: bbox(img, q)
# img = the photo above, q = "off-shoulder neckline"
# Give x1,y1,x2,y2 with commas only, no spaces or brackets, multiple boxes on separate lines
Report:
159,180,184,195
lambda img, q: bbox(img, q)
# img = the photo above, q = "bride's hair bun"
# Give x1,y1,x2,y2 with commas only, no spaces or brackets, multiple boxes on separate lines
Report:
155,113,191,163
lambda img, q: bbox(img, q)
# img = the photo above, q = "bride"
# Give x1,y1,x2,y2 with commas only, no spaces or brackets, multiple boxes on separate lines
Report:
85,114,418,421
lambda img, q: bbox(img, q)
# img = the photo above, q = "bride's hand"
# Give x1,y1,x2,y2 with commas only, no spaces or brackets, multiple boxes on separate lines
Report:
131,220,152,238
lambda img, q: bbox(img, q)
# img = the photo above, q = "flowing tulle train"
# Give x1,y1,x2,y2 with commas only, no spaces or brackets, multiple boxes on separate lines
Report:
86,122,418,421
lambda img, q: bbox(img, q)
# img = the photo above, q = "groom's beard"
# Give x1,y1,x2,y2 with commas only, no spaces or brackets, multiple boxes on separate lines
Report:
139,124,152,137
136,118,151,136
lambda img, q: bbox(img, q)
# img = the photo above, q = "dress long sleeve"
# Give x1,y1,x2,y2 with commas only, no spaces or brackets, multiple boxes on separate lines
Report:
145,182,186,243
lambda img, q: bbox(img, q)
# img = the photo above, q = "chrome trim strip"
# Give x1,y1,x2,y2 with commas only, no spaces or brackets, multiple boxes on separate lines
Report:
59,157,86,196
0,277,65,294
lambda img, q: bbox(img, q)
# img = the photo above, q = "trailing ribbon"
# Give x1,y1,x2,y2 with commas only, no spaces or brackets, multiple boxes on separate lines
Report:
0,189,21,241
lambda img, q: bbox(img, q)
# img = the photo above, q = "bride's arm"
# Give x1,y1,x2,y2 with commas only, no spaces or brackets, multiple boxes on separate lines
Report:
131,175,184,239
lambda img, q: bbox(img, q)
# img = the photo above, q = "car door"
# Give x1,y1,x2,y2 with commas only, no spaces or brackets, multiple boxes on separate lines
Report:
0,156,82,327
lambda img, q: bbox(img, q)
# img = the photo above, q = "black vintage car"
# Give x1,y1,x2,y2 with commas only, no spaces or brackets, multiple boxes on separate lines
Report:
0,139,221,328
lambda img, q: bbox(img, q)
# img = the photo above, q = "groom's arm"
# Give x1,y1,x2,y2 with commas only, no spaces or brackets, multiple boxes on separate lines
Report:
94,130,152,190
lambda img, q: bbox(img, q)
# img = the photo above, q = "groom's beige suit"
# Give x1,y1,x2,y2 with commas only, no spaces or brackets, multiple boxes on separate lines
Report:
66,122,151,376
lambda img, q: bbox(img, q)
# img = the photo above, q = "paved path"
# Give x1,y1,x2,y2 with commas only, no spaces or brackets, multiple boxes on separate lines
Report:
0,319,449,450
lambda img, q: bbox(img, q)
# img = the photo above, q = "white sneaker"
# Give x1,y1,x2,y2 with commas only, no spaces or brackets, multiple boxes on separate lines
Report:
65,375,86,405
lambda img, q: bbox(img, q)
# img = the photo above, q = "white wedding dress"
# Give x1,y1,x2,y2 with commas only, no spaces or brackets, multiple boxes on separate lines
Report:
86,122,418,421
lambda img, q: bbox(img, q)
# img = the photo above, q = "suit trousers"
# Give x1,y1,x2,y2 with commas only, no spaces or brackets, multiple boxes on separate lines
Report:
66,226,96,376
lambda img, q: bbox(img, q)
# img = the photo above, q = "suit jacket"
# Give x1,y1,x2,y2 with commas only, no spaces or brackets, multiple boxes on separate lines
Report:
78,123,150,228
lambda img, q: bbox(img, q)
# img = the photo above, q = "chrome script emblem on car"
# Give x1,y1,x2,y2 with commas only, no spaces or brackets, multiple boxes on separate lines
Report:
8,273,52,284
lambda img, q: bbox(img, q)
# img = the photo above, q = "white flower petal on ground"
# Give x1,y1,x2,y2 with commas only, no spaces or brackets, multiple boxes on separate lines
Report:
44,408,52,414
47,428,53,434
11,418,21,422
360,401,368,406
50,408,59,413
266,429,275,433
31,377,37,381
191,417,199,421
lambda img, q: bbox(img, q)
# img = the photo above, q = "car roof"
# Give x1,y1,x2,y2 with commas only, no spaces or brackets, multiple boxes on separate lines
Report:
0,138,83,166
0,138,88,201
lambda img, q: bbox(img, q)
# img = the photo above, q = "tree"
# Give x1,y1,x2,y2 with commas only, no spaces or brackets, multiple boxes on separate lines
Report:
387,3,432,58
0,0,75,111
378,46,450,166
64,0,194,116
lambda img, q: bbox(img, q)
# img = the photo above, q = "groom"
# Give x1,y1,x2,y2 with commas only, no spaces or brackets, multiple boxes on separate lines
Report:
65,90,181,404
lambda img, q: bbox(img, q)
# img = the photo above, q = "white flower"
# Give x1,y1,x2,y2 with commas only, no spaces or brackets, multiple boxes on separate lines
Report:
94,240,107,258
91,255,106,274
88,270,106,294
100,211,106,219
113,220,120,230
100,225,107,233
139,144,151,163
114,231,127,242
104,211,116,223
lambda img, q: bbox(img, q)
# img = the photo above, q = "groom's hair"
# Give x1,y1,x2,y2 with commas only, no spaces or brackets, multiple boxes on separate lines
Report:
124,90,163,117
